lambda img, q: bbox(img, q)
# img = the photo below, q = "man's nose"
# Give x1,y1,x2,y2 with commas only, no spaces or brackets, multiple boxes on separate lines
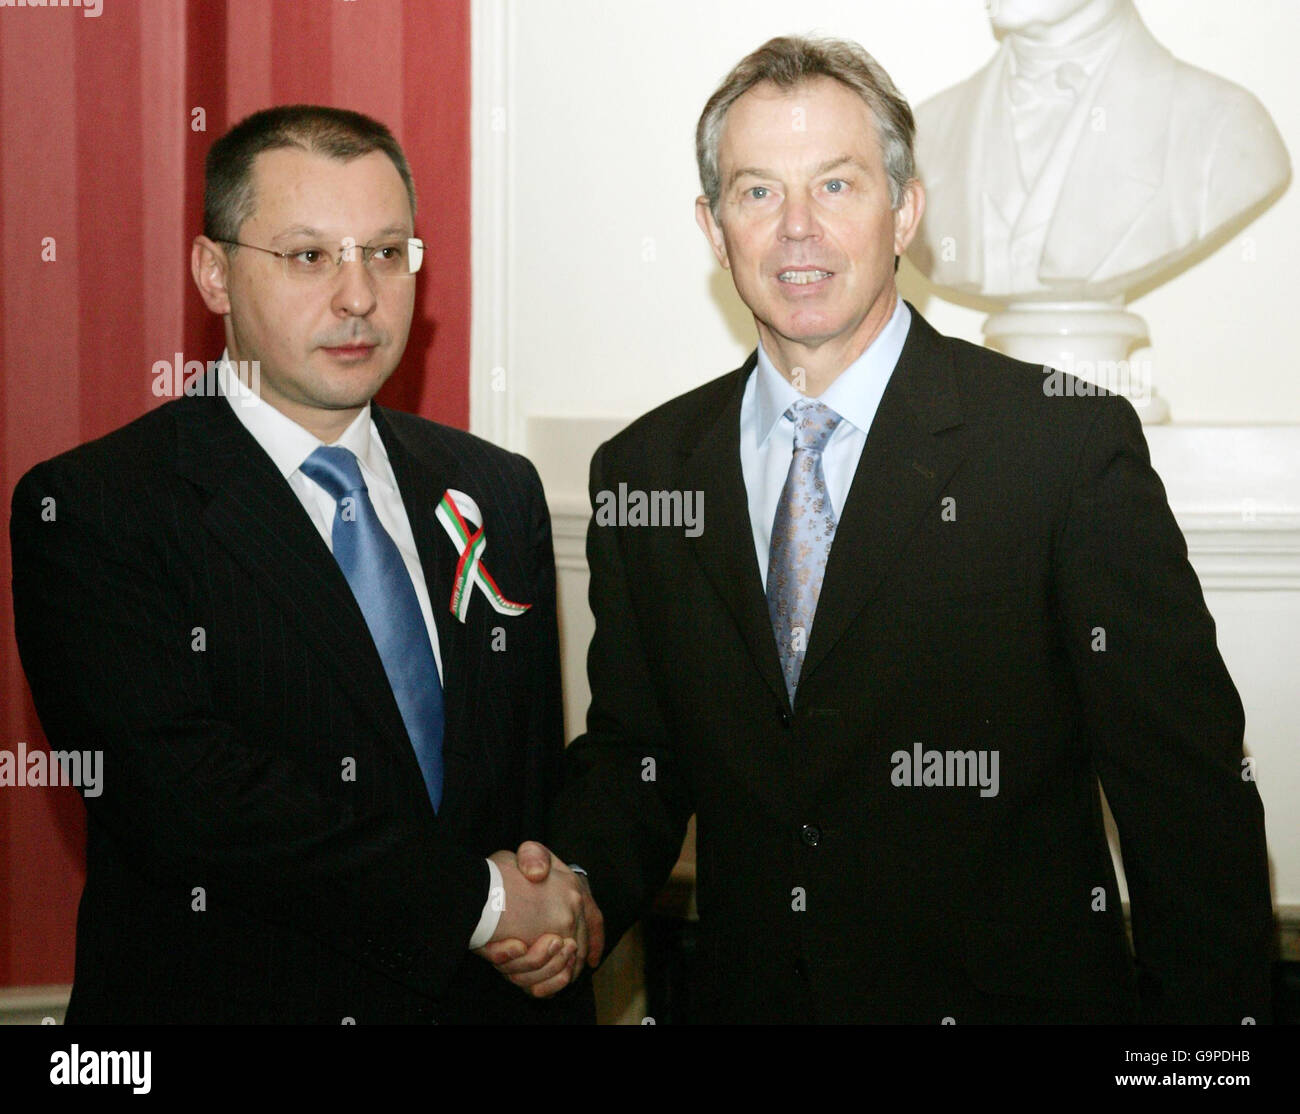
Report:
331,256,379,316
779,190,819,239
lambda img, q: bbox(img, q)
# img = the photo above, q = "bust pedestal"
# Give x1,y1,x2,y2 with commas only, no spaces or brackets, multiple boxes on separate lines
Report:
983,302,1170,424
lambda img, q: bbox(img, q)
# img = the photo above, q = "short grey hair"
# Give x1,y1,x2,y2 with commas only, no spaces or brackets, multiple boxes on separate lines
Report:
696,35,916,217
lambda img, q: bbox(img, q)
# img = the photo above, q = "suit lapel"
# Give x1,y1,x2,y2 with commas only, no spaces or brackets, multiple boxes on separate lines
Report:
679,356,792,713
936,51,1009,292
1041,17,1169,281
799,307,971,692
173,393,417,779
679,311,972,712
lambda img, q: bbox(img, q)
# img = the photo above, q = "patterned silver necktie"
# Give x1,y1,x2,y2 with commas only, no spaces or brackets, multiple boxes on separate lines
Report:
766,398,844,703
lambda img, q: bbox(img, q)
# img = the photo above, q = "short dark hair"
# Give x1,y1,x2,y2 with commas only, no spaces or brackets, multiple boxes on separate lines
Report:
203,105,417,244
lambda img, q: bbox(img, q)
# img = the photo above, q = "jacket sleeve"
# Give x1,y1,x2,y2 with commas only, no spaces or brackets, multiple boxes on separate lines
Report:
518,453,567,841
1052,393,1274,1023
10,459,489,1000
546,444,694,948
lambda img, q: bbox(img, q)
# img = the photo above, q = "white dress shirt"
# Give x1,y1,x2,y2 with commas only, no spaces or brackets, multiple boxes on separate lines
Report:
217,355,501,948
739,297,912,588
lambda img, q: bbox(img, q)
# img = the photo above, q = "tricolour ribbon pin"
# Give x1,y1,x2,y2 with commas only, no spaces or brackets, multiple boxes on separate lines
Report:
435,489,531,622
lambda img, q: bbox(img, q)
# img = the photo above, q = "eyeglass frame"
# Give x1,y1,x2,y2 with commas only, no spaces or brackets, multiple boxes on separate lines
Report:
214,236,425,277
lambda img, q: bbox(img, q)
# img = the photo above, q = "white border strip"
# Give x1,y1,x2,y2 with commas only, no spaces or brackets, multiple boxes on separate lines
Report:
469,0,519,450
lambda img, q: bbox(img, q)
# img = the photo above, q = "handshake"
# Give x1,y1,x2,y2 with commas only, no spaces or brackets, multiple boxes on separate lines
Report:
473,841,606,997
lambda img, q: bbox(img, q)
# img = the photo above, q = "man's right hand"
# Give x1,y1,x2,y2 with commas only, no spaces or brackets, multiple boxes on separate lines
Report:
476,841,606,998
474,844,588,997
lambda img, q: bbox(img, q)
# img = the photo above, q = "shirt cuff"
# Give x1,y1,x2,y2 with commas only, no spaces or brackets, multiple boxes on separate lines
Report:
467,858,504,949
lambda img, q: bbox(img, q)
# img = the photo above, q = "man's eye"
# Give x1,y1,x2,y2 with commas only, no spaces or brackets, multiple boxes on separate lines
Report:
825,179,846,193
291,248,329,266
747,186,770,200
373,244,400,260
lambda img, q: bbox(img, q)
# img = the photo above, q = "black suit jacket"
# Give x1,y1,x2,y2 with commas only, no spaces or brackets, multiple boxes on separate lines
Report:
11,388,593,1024
548,304,1273,1024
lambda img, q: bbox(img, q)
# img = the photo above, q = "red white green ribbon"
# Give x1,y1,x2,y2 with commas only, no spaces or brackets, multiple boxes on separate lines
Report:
435,489,531,622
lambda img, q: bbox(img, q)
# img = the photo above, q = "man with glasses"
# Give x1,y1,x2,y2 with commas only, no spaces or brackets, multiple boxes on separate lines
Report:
10,106,594,1023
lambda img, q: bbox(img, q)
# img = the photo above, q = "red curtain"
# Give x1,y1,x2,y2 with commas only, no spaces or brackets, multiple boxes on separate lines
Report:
0,0,471,988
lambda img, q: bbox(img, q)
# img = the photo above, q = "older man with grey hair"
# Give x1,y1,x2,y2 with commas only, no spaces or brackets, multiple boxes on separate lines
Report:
486,34,1273,1025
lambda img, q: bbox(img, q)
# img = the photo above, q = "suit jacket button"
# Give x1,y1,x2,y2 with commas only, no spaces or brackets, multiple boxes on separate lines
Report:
799,824,821,848
780,711,792,728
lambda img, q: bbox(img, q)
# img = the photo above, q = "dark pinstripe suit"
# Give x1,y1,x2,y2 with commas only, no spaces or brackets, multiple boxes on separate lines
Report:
11,388,593,1023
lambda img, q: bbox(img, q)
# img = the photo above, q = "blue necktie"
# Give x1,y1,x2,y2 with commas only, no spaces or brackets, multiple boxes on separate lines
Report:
300,445,445,811
767,399,844,703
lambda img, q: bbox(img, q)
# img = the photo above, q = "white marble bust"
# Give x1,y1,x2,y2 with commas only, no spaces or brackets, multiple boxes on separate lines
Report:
909,0,1290,301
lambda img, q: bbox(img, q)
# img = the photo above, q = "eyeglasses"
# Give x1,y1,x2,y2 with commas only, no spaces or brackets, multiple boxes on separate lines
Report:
217,237,424,280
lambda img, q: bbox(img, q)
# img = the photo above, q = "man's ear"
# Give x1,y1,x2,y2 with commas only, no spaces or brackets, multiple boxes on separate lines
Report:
191,236,232,315
892,177,926,257
695,195,731,270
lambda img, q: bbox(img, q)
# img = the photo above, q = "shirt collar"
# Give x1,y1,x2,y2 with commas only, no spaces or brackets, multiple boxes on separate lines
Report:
217,350,385,484
752,296,911,448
